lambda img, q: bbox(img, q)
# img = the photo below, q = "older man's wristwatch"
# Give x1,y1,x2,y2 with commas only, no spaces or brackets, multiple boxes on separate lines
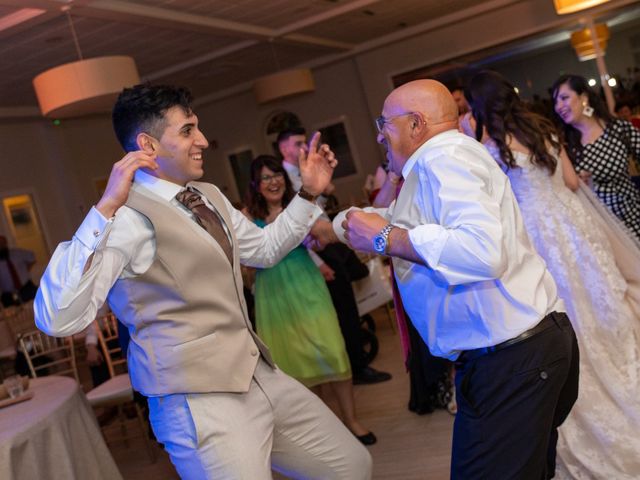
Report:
373,224,395,254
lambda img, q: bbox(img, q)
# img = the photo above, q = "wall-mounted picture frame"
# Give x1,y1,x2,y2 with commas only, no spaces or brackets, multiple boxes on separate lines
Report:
313,116,358,180
227,147,255,204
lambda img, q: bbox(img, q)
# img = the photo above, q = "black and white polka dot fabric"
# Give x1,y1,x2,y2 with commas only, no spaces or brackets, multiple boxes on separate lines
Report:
576,119,640,241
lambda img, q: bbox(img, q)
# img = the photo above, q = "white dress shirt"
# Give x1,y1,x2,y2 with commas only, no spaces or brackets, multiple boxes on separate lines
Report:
35,170,322,338
334,130,563,360
282,160,327,267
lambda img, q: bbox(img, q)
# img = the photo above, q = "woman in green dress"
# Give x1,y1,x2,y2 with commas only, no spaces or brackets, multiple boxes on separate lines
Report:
244,155,375,445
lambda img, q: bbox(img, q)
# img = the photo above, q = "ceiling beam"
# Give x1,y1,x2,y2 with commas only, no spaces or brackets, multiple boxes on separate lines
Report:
134,0,383,81
87,0,359,49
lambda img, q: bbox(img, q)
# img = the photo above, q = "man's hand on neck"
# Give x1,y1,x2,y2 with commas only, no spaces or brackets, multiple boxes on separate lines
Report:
96,151,158,218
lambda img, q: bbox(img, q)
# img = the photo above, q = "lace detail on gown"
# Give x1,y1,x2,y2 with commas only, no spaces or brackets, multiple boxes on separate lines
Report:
488,145,640,479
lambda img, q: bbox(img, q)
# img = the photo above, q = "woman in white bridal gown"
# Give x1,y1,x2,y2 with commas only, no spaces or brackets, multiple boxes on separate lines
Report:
464,71,640,480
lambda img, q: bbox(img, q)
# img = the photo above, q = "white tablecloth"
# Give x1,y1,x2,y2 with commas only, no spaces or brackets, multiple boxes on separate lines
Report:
0,376,122,479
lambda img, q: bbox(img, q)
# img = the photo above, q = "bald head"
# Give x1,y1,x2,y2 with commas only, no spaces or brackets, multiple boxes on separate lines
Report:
386,79,459,127
377,79,459,175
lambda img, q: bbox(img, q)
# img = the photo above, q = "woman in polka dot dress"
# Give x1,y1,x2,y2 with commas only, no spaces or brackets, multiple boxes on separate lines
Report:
553,74,640,241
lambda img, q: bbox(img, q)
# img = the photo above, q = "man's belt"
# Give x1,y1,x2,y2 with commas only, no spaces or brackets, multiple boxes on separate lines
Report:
457,312,561,364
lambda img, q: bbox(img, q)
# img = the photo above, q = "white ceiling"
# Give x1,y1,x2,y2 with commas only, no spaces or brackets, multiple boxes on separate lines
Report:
0,0,638,116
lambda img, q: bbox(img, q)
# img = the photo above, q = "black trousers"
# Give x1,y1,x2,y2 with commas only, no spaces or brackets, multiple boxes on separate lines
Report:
317,243,369,374
452,313,579,480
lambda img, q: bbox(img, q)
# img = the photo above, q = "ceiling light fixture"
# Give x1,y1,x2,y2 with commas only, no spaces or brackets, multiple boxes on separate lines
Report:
254,69,315,104
553,0,612,15
32,5,140,118
570,23,609,61
253,40,315,104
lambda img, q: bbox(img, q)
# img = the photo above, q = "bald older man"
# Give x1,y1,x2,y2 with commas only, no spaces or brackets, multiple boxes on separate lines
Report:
334,80,579,479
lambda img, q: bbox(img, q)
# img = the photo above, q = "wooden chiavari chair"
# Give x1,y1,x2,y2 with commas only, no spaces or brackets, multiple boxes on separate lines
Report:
18,329,79,381
87,312,156,462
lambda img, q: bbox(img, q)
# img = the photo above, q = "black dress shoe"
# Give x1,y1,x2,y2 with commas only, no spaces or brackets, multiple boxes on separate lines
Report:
355,431,377,446
352,366,392,385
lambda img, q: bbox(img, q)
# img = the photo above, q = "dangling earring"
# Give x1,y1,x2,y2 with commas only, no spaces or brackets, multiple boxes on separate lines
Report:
582,101,594,118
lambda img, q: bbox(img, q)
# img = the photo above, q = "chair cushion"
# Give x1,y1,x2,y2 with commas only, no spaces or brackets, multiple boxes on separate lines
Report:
86,374,133,407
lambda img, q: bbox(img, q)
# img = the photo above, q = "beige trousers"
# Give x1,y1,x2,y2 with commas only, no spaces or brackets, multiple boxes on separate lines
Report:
148,360,372,479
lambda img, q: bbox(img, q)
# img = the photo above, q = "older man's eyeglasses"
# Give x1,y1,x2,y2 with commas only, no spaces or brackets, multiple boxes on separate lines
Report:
375,112,416,133
260,172,285,184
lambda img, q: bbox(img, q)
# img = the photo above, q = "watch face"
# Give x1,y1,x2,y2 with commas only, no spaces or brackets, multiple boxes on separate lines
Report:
373,235,386,253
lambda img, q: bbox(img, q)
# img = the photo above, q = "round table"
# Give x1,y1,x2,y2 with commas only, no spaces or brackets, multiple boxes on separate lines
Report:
0,376,122,479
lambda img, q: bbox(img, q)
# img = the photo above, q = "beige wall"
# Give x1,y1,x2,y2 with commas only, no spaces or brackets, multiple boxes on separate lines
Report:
0,115,125,249
195,58,383,206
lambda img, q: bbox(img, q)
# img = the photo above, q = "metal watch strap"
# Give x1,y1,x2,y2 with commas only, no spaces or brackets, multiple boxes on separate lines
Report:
379,224,394,254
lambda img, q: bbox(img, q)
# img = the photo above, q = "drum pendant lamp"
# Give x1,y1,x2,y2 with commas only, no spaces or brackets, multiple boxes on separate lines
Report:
32,7,140,118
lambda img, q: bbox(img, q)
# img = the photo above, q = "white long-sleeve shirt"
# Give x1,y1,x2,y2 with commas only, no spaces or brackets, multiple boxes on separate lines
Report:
334,130,563,360
36,170,322,338
282,160,328,267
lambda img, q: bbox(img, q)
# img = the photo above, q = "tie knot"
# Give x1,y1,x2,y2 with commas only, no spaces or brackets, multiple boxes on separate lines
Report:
176,189,203,210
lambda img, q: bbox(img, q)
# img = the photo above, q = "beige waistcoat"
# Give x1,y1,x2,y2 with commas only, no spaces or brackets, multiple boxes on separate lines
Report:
108,182,273,396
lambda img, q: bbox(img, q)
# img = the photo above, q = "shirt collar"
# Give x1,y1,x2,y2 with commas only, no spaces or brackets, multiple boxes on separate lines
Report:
402,129,460,178
134,169,184,202
282,160,299,175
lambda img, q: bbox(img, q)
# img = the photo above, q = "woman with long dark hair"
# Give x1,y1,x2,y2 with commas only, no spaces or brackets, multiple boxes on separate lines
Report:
243,155,375,445
465,70,640,479
552,74,640,240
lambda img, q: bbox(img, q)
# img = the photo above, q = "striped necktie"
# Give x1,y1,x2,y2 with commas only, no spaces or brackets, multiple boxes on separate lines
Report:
176,189,233,264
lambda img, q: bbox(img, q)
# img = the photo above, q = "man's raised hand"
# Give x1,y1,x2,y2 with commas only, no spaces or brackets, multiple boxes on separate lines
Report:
298,131,338,196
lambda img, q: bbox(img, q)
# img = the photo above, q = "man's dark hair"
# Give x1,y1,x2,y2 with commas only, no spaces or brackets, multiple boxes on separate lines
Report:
112,84,194,152
276,127,306,145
